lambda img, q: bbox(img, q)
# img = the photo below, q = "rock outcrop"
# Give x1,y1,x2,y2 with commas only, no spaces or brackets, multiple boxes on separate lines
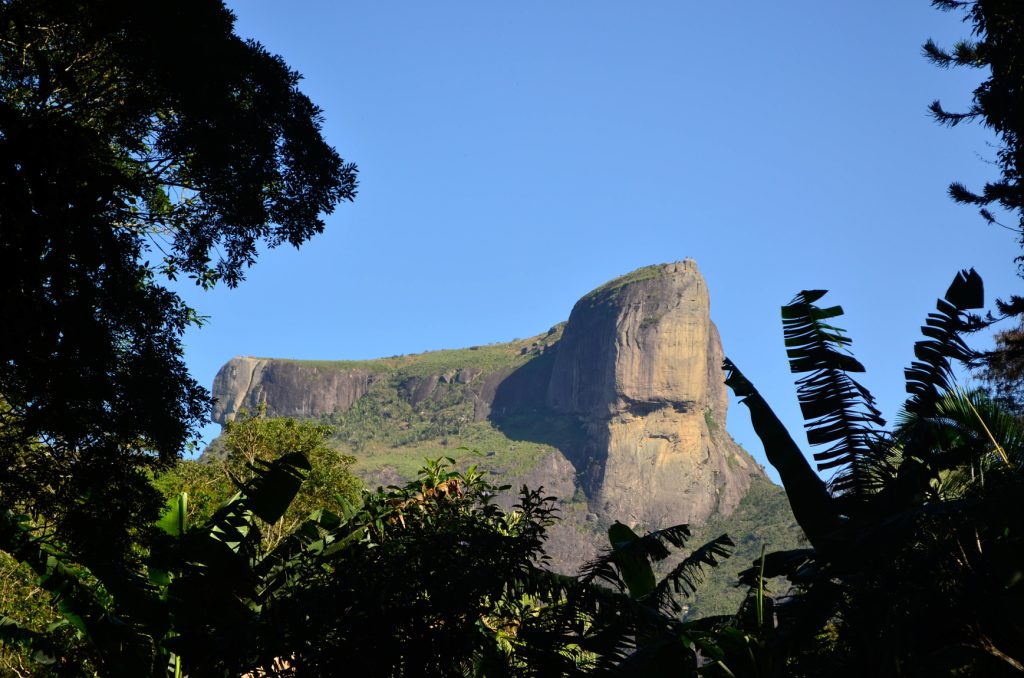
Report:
211,260,764,536
212,358,378,423
545,260,756,528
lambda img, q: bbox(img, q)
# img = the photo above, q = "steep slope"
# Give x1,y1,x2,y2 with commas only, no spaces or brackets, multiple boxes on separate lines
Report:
544,260,757,528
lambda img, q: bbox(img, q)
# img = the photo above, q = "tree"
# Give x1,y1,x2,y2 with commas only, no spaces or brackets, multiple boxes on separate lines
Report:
926,0,1024,239
0,0,356,567
270,459,583,676
1,449,328,676
576,522,734,676
154,408,363,550
925,1,1024,403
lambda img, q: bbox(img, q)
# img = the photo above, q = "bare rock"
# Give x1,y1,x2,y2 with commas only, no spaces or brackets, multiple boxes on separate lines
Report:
212,357,377,423
545,260,758,529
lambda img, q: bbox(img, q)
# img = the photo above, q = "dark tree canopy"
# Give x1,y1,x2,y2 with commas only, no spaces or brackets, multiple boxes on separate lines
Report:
925,0,1024,241
926,1,1024,405
0,0,356,558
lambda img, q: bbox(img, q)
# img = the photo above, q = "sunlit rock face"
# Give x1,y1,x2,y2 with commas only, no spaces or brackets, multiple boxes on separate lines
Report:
211,260,764,546
546,260,757,528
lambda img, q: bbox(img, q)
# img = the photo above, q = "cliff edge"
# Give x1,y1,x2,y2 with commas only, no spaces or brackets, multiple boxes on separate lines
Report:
546,260,756,527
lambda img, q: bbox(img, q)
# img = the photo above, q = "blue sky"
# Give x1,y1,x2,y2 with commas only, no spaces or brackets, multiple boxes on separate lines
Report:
174,1,1019,483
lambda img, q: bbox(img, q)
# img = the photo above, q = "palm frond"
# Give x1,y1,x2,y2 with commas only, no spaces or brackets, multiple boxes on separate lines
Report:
578,523,694,595
903,269,984,420
650,534,733,614
939,389,1023,468
511,568,639,673
781,291,885,496
895,389,1023,497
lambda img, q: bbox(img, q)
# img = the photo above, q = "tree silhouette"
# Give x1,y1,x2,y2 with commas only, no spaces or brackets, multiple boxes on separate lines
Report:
0,0,356,576
926,0,1024,406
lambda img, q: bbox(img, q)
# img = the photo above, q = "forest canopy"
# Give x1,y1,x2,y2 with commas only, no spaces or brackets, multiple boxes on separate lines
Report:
0,0,357,559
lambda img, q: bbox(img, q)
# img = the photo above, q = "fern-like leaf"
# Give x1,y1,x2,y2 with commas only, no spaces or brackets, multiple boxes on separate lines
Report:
903,269,984,421
650,533,733,614
782,291,885,495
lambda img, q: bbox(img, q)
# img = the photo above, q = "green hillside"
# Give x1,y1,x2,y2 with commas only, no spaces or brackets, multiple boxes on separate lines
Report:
270,323,565,379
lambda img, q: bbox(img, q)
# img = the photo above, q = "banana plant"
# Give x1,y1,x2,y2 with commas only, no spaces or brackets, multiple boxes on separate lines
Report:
721,269,1024,674
725,269,985,547
577,521,734,676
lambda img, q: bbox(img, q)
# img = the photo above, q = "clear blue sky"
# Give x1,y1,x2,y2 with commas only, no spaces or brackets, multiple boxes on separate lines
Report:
174,1,1019,483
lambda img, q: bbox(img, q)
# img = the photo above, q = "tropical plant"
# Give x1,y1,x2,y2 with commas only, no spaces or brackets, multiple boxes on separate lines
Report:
722,269,1024,676
576,522,734,677
926,0,1024,238
925,0,1024,408
0,451,335,676
266,458,592,676
153,407,363,550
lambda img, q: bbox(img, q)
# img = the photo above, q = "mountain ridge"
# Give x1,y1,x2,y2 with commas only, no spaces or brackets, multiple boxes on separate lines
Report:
209,261,806,611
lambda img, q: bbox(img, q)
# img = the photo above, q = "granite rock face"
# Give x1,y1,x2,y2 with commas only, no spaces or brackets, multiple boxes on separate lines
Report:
212,357,378,423
211,260,764,537
546,261,756,528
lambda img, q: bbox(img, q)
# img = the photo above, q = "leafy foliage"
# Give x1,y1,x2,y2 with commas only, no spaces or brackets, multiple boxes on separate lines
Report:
154,408,363,550
903,268,985,418
268,460,595,676
925,0,1024,237
0,450,318,676
684,477,808,620
0,0,355,572
580,523,732,615
0,552,99,676
725,271,1024,675
926,1,1024,408
0,5,357,668
781,291,885,494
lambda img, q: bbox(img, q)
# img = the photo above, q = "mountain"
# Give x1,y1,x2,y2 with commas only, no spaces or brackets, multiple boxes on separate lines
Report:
210,260,806,614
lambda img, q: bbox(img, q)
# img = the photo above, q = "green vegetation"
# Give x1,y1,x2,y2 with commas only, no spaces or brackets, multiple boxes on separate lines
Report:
722,274,1024,675
274,323,564,379
929,0,1024,412
684,477,807,620
584,263,667,301
0,553,98,674
155,408,363,549
0,0,355,673
342,421,561,483
0,0,356,573
703,407,720,434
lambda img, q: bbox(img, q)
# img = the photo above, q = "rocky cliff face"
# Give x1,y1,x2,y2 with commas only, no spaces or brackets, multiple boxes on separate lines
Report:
545,260,756,528
211,260,764,537
212,358,379,424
